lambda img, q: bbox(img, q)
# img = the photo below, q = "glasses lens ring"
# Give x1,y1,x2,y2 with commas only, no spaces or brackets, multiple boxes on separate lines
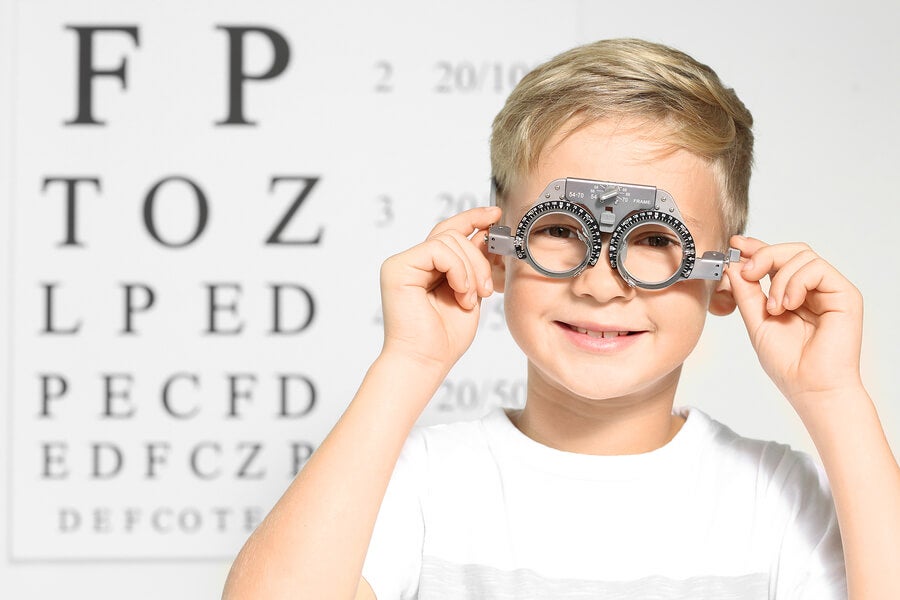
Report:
516,200,601,278
608,210,697,290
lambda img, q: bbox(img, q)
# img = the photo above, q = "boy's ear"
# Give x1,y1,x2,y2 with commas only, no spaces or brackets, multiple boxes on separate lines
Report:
489,251,506,293
708,272,736,316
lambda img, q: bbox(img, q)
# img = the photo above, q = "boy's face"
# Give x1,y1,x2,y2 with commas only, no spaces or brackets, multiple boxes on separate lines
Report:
493,117,736,405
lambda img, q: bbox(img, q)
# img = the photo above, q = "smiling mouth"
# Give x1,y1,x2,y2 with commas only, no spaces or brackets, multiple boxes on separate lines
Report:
558,322,639,338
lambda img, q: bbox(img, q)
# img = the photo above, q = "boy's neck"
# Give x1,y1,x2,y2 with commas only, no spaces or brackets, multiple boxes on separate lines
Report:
511,363,686,456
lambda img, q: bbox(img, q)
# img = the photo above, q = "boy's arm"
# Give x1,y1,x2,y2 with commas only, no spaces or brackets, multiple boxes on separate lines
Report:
727,236,900,599
222,206,501,600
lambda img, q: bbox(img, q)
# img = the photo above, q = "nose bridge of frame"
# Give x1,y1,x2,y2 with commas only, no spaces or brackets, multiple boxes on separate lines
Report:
562,177,684,230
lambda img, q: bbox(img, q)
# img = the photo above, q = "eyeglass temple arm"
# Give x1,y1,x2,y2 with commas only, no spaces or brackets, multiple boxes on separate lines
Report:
486,225,516,256
689,248,742,281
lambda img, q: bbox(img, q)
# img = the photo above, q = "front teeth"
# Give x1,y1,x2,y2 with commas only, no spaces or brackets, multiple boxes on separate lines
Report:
571,326,629,338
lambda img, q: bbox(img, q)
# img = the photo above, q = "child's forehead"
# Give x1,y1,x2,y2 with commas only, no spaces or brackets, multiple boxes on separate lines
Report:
507,118,726,240
537,118,706,185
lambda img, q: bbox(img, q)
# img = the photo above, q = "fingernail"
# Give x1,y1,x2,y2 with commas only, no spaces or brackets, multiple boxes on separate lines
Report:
766,296,776,311
484,278,493,293
742,259,754,272
782,294,790,309
469,291,477,307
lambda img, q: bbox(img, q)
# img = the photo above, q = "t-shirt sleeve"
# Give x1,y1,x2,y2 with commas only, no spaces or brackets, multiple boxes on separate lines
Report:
361,429,427,600
768,449,847,599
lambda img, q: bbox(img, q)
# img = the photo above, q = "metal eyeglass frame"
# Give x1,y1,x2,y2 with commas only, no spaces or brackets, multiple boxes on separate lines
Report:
486,177,740,290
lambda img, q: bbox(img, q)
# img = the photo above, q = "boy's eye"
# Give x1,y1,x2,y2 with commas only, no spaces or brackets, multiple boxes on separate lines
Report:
543,225,578,238
642,235,672,247
632,232,680,248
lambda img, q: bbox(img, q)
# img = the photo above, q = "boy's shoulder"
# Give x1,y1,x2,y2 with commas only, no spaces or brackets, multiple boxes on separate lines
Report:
687,408,830,500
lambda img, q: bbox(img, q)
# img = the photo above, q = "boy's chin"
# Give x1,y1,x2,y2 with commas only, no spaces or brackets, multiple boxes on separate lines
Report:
527,362,683,407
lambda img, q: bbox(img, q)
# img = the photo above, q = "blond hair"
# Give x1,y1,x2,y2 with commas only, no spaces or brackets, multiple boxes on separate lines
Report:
491,38,754,236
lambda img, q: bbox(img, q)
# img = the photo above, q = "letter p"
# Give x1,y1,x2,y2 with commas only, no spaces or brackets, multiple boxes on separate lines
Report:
216,26,290,126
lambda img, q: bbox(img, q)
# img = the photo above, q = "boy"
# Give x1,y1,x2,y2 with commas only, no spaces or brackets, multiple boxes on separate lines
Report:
223,39,900,599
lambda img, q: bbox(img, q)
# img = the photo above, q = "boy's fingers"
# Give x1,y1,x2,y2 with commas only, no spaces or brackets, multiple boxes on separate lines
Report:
764,249,818,315
736,240,818,282
427,206,502,239
782,257,861,315
727,237,859,320
440,229,494,297
725,236,772,332
387,237,469,296
426,207,500,303
780,259,829,312
725,263,769,335
406,240,467,292
729,235,768,257
432,232,480,308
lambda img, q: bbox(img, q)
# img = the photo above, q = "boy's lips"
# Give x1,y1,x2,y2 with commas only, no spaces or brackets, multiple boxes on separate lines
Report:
554,320,648,352
556,320,646,337
566,325,631,339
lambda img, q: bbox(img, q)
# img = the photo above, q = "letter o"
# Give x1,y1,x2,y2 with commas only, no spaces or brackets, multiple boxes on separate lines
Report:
143,176,209,248
178,508,203,533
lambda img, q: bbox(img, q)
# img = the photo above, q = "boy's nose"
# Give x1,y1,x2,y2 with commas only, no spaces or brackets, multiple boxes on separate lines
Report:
569,248,636,303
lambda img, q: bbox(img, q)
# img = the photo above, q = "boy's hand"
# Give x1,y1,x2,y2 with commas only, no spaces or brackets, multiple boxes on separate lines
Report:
725,236,865,413
379,206,501,374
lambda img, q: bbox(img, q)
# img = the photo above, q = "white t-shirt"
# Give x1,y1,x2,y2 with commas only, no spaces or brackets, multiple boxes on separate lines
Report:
362,407,846,599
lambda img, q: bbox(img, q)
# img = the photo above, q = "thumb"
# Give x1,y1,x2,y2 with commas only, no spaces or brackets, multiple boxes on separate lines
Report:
725,261,769,337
